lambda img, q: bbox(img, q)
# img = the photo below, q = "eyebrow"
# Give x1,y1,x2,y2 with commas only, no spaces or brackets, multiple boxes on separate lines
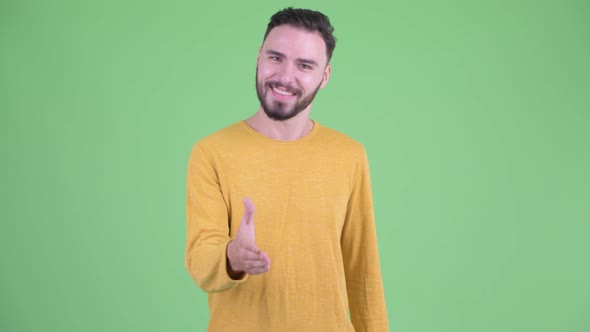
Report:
266,49,320,67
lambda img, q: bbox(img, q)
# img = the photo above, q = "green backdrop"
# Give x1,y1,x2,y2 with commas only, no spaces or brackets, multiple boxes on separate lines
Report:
1,0,589,331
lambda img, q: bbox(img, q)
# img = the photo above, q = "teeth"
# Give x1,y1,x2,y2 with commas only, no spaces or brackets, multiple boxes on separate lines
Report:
272,86,294,96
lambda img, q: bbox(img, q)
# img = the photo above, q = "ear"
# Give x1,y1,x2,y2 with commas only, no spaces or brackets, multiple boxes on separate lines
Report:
257,46,262,63
319,63,332,89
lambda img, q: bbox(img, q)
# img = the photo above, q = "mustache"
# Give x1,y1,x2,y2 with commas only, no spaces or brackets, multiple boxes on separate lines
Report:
266,81,302,96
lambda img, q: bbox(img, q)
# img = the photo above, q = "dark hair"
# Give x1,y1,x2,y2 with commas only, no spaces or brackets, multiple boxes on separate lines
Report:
263,7,336,63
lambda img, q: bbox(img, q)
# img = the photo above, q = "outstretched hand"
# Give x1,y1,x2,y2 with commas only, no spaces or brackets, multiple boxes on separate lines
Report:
227,197,271,278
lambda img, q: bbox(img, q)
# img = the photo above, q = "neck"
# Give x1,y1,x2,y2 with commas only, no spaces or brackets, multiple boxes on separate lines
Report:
245,107,314,141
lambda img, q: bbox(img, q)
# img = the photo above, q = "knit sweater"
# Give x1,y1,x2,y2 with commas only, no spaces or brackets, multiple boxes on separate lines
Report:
185,121,389,331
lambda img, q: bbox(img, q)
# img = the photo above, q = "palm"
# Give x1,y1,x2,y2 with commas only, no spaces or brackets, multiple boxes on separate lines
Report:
237,197,256,249
227,197,271,276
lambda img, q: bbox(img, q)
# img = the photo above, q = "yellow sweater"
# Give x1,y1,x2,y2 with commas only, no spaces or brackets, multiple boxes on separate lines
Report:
185,121,389,331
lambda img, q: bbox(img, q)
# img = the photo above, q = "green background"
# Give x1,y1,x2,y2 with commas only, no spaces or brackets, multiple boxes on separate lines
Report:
2,0,589,331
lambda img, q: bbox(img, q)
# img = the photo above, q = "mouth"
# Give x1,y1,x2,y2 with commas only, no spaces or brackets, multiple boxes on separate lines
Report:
269,84,297,100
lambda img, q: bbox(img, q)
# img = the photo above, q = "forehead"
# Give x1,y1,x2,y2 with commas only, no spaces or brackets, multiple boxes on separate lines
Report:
262,25,327,65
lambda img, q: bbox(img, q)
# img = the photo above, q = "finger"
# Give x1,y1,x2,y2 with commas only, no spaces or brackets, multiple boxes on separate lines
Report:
243,257,269,266
241,244,261,254
245,260,270,269
242,250,269,262
259,251,271,265
242,197,255,225
246,265,270,275
240,250,265,261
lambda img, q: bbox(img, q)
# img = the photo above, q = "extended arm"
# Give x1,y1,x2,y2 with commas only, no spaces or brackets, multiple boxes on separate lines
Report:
185,143,246,292
185,143,270,292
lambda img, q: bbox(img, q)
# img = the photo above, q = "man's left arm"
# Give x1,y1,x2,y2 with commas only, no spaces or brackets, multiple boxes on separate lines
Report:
341,145,389,332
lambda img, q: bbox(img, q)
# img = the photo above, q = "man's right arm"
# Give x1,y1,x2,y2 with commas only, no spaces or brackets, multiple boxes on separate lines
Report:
184,143,247,292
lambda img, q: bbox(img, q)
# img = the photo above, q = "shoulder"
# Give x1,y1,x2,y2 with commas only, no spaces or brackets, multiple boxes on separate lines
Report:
187,122,247,162
191,121,250,151
315,123,366,156
196,122,245,146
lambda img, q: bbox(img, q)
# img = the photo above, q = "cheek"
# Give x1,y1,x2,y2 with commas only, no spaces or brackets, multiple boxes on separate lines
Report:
257,63,275,81
301,74,324,90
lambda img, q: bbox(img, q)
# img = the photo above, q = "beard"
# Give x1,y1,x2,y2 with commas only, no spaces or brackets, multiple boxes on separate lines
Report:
255,70,322,121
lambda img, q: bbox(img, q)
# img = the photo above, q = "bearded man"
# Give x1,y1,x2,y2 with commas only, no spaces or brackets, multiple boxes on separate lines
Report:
185,7,389,331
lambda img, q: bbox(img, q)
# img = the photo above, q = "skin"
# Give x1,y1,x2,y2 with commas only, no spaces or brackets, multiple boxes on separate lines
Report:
226,24,333,278
226,198,270,278
247,24,332,141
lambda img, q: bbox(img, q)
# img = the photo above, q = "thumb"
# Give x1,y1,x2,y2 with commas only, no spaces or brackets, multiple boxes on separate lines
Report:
242,197,256,225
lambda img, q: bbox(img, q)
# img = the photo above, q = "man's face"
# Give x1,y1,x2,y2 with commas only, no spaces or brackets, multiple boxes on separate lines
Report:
256,25,331,121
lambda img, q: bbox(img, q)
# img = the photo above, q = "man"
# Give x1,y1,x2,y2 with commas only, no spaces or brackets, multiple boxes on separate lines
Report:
185,7,389,331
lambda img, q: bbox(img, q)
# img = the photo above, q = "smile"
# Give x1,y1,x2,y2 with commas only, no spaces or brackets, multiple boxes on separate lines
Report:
271,86,296,96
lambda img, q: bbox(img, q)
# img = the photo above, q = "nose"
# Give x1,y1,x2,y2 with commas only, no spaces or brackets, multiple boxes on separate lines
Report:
277,62,296,84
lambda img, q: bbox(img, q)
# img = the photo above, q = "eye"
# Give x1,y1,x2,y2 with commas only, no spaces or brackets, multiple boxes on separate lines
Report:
299,63,312,70
270,56,281,62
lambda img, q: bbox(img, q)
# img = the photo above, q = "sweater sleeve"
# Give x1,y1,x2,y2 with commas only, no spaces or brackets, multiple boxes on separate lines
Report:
185,143,247,292
341,145,389,331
